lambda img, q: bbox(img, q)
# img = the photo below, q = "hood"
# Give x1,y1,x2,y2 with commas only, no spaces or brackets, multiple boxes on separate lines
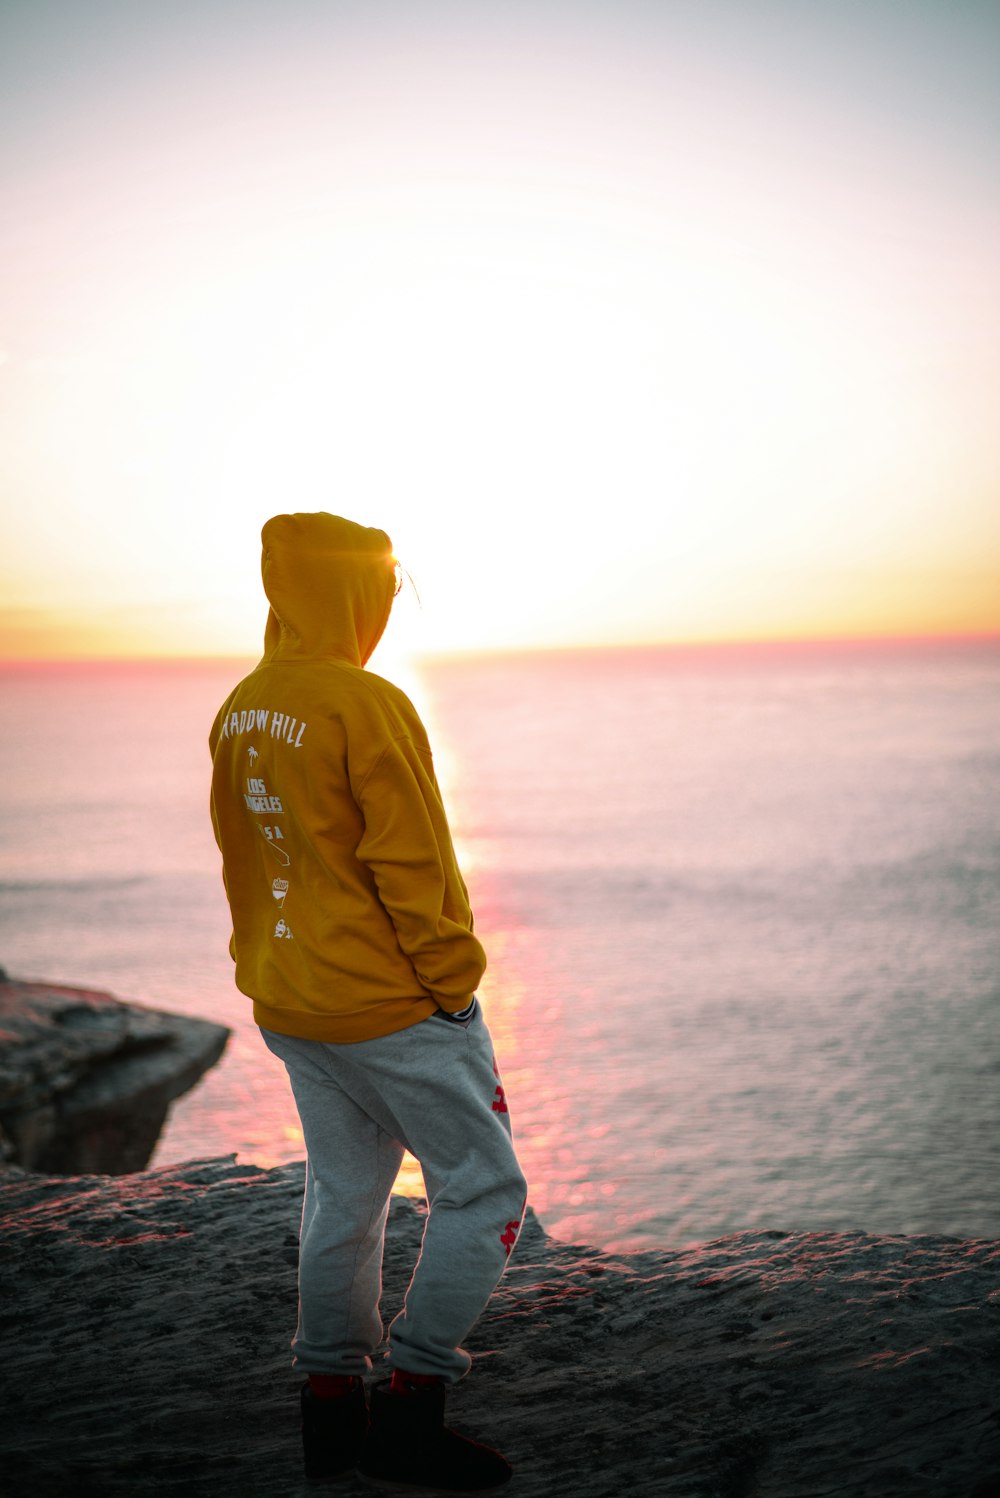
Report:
260,512,396,666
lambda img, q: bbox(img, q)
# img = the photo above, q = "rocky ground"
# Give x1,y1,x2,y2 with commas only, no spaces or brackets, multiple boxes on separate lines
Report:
0,973,229,1173
1,1155,998,1498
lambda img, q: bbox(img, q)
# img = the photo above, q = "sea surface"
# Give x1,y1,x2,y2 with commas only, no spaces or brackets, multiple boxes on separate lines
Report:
2,639,998,1251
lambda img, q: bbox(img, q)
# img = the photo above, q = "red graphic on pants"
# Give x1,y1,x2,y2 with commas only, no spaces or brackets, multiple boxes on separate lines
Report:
499,1196,526,1259
491,1058,508,1114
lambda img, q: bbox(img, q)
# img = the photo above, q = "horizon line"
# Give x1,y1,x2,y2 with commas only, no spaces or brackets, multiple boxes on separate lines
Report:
2,627,999,670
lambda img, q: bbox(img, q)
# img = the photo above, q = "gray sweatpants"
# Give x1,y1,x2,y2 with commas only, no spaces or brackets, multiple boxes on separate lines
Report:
261,1001,527,1383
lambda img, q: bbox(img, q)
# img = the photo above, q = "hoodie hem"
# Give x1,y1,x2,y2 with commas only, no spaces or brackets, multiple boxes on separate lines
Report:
253,995,439,1044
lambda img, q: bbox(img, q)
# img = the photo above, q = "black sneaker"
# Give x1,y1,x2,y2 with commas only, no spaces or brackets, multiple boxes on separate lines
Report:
301,1379,369,1480
358,1377,512,1493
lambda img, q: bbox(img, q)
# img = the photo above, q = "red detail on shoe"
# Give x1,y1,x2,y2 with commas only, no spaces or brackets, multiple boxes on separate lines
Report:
390,1369,445,1394
308,1373,360,1399
500,1219,520,1258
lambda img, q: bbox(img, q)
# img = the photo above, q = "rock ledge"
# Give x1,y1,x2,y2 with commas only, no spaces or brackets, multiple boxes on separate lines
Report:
1,1156,998,1497
0,973,229,1172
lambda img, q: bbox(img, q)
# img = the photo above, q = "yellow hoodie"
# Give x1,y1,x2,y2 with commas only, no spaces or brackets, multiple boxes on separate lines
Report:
209,512,486,1043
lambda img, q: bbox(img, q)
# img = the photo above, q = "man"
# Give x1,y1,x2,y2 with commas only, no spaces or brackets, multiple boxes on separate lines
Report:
209,512,526,1492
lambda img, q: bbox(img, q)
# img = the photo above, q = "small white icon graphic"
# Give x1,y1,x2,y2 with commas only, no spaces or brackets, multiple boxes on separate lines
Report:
272,878,289,907
274,918,293,940
248,746,259,765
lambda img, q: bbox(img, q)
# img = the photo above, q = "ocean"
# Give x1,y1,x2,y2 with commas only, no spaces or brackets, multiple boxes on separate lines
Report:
2,639,998,1251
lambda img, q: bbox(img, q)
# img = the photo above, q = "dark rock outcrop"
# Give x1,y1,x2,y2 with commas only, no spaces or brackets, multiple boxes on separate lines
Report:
0,1156,998,1497
0,973,229,1173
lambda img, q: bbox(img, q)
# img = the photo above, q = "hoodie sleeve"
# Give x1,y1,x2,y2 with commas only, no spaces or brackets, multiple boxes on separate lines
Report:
354,734,487,1007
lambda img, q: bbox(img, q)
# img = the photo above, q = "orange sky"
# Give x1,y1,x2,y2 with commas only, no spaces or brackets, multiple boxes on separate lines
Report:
2,1,998,660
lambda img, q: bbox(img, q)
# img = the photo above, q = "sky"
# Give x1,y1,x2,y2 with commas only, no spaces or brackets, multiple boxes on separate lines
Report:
1,0,998,660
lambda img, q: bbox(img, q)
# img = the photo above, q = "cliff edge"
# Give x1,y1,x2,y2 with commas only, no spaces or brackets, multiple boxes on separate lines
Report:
1,1156,998,1498
0,972,229,1173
